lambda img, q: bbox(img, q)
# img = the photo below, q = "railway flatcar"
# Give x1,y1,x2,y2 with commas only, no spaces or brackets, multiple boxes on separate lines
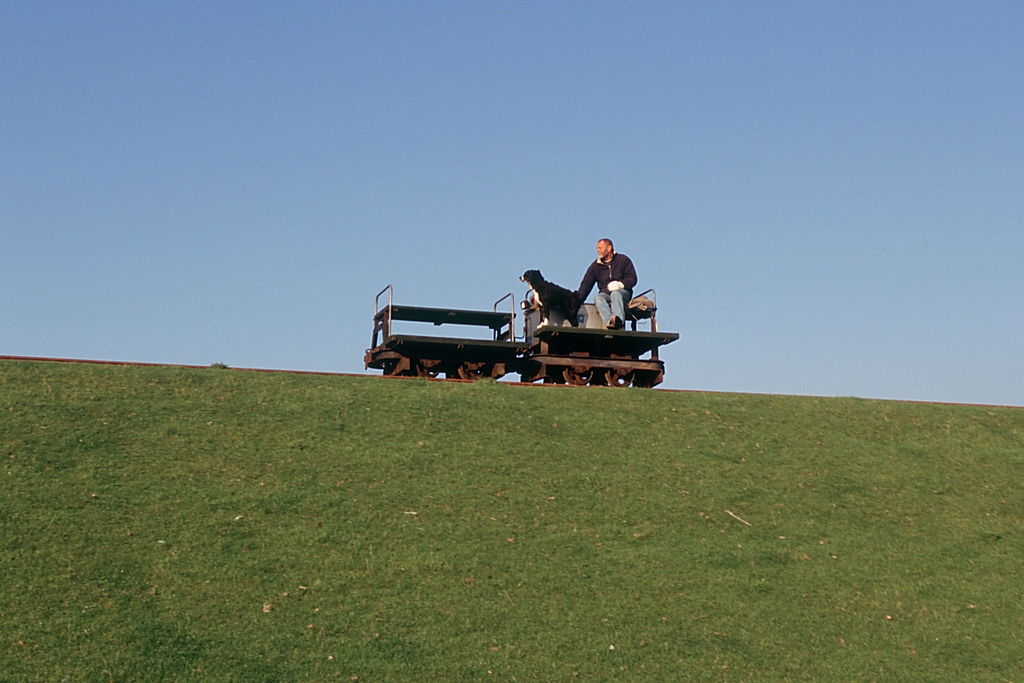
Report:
517,289,677,387
364,284,678,387
363,286,524,380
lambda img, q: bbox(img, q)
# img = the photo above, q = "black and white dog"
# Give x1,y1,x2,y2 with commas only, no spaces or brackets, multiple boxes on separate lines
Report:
520,269,582,327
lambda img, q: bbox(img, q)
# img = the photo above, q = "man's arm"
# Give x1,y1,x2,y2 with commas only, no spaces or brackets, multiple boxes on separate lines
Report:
577,263,597,300
618,255,638,290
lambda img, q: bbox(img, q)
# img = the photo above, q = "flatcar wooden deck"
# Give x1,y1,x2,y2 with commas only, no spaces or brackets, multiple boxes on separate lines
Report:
532,325,679,358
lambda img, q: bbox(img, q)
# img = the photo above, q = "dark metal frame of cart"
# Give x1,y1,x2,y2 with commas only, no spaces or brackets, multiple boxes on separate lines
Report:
516,288,679,388
364,285,679,388
364,285,527,380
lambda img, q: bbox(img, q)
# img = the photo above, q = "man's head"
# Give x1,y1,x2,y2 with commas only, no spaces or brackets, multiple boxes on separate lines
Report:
596,239,614,261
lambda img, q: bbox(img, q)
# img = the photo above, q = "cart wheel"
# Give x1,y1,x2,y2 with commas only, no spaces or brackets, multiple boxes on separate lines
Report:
415,360,442,378
546,369,567,384
562,365,593,386
632,371,659,388
606,368,634,387
456,361,487,380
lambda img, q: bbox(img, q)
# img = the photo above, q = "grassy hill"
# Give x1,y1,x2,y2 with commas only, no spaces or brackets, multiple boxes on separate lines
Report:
1,359,1022,682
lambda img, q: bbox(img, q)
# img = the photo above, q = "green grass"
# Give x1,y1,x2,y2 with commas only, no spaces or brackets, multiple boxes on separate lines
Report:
1,359,1022,682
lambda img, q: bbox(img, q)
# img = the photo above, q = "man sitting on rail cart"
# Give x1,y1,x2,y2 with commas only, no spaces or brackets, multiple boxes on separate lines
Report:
576,238,637,330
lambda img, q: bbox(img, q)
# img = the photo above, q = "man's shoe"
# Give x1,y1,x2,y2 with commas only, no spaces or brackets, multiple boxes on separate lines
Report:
607,316,620,330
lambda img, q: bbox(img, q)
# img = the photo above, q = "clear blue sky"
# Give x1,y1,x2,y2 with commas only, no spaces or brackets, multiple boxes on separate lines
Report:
3,2,1022,405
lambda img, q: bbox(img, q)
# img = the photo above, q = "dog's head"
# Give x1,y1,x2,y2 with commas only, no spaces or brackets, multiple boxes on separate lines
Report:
520,269,543,286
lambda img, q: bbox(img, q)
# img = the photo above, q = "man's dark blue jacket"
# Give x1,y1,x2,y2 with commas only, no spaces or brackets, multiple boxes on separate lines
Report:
576,252,638,299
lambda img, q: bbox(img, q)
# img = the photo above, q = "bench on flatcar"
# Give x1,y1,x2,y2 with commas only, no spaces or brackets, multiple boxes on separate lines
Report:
364,286,526,380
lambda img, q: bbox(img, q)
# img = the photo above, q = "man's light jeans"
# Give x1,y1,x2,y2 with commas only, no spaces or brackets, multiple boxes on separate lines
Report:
595,288,632,326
